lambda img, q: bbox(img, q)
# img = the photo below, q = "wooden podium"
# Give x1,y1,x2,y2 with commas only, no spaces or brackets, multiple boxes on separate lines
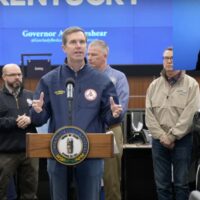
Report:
26,133,114,158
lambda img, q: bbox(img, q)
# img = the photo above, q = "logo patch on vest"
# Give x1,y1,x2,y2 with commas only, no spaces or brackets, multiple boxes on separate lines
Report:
84,89,97,101
54,90,65,95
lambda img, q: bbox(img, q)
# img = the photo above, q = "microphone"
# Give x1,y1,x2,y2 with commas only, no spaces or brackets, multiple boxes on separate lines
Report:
65,78,75,125
66,78,75,99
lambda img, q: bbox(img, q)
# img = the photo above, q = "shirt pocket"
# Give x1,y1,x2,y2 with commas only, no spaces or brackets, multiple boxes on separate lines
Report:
171,89,188,109
151,96,166,109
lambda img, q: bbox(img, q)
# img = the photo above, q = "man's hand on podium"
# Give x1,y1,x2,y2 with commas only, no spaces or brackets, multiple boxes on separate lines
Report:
110,96,122,118
32,92,44,113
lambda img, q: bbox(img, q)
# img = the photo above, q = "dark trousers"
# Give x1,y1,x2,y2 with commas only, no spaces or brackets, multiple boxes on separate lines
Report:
7,177,17,200
0,153,38,200
152,134,192,200
47,158,103,200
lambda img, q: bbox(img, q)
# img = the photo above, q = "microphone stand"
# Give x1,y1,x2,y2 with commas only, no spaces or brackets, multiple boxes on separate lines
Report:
66,80,77,200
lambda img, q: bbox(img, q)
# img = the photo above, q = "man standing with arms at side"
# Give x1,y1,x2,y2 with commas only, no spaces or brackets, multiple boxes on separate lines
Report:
0,64,38,200
88,40,129,200
145,47,200,200
31,27,123,200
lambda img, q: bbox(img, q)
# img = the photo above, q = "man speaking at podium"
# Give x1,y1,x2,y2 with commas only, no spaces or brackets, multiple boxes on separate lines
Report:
31,26,123,200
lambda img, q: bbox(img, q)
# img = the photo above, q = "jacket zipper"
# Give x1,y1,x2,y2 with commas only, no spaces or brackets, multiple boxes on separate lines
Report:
73,72,78,123
15,97,19,109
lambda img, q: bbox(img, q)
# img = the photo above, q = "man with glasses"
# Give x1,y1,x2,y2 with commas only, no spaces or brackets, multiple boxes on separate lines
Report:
0,64,38,199
145,47,200,200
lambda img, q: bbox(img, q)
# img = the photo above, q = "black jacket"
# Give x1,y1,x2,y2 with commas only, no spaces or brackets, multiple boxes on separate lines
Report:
0,86,37,153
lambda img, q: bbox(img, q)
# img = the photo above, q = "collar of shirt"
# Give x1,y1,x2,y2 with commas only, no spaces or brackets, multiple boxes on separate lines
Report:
67,64,85,72
103,65,111,73
164,71,182,86
5,84,21,97
64,57,87,72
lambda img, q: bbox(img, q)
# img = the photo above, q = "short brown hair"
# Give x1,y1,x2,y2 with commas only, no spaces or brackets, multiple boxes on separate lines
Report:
164,47,173,52
62,26,87,45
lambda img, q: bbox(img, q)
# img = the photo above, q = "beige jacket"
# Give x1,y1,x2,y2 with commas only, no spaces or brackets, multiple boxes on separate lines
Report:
145,71,200,142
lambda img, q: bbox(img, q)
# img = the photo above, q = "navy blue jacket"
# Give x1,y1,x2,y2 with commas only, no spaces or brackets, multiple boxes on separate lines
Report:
31,64,122,134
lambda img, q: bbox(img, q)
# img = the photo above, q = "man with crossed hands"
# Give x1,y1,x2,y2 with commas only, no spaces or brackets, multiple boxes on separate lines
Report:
0,64,38,200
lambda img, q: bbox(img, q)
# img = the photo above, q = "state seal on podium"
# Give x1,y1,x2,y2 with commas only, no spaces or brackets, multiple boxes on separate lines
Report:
51,126,89,166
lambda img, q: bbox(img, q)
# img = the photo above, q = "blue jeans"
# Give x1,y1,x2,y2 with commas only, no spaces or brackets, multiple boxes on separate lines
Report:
152,133,192,200
7,177,17,200
47,158,103,200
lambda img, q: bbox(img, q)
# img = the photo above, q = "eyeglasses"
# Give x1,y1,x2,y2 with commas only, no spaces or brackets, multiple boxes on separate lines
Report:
5,73,23,77
163,56,173,61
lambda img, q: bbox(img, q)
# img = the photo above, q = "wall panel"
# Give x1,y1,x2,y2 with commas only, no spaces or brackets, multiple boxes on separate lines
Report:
1,74,200,109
